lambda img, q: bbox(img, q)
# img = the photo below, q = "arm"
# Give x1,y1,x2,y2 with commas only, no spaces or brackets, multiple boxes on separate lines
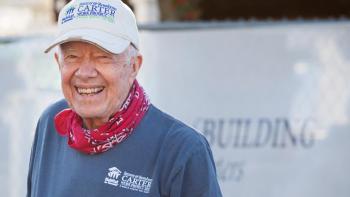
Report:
26,120,40,197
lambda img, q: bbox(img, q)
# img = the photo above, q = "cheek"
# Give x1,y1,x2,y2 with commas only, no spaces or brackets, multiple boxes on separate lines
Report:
119,67,134,86
108,73,130,98
60,65,76,82
120,70,133,88
61,71,69,84
60,68,75,94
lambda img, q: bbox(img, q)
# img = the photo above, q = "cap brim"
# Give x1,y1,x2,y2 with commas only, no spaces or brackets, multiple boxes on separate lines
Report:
44,28,130,54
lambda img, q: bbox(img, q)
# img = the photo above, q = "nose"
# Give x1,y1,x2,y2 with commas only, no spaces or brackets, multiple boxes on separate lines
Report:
74,59,98,79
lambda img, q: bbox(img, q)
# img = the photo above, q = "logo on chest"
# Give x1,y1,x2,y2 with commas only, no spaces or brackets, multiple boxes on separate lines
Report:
104,166,153,194
104,167,122,186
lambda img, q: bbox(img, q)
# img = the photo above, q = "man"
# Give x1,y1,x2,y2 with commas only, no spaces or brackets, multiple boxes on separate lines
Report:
27,0,222,196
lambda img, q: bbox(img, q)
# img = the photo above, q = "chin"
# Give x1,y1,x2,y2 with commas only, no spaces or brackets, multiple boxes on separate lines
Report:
73,107,104,119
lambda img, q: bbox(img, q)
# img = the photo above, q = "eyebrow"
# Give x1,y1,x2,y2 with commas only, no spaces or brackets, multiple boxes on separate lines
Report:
60,46,78,52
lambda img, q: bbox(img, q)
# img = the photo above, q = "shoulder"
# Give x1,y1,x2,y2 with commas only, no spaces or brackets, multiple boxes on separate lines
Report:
148,105,211,162
149,105,209,147
147,106,221,196
30,99,69,162
37,99,68,126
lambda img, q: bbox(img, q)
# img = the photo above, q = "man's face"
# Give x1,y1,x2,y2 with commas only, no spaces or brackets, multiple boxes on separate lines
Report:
55,41,141,128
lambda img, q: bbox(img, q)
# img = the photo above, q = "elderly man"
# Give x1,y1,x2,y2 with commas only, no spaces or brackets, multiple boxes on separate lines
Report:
27,0,222,196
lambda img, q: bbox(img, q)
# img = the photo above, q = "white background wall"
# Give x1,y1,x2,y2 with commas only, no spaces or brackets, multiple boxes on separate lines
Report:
1,21,350,197
139,21,350,197
0,0,53,36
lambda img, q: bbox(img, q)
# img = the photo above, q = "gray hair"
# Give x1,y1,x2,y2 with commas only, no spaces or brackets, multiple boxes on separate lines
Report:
123,44,139,65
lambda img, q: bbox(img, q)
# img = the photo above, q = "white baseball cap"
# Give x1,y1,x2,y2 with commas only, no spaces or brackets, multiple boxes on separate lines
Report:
45,0,139,54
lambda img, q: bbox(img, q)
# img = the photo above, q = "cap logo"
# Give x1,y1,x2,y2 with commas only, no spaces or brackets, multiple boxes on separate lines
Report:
62,6,76,23
61,2,117,24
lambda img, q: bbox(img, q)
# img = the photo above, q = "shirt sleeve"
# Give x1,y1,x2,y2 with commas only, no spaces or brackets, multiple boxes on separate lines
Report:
169,139,223,197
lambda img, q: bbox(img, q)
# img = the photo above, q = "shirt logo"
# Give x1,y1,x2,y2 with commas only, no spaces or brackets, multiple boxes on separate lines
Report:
104,167,122,186
61,2,117,24
104,166,153,194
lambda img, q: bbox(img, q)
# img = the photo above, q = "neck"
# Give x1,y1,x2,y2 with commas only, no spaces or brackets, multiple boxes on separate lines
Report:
82,117,110,129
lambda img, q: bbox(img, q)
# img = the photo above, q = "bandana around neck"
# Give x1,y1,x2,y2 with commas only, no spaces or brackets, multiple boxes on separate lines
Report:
54,80,150,155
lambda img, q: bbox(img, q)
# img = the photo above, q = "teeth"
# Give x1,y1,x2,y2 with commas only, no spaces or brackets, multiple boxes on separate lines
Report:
77,87,104,94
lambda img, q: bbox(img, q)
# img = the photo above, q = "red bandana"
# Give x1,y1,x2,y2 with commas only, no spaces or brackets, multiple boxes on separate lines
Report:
54,80,150,154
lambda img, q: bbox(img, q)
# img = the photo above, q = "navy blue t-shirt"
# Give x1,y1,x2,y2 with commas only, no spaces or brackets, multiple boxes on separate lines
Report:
27,99,222,197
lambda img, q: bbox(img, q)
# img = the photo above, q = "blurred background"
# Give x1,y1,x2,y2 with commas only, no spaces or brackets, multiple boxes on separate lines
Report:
1,0,350,196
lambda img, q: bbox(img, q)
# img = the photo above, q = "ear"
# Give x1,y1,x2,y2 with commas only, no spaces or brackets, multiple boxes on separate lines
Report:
54,52,62,70
129,54,143,82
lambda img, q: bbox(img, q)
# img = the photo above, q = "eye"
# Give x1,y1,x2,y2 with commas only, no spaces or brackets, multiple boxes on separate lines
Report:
62,54,80,64
97,55,111,59
96,55,115,64
64,54,79,60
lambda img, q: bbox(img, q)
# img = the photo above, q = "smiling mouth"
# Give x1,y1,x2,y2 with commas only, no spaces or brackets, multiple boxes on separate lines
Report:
75,86,104,96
